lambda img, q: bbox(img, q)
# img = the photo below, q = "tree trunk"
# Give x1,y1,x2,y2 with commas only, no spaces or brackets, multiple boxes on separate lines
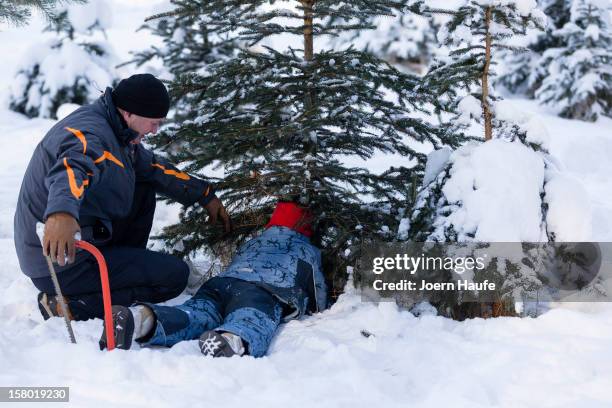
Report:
302,0,315,113
300,0,316,202
482,6,493,141
301,1,316,137
302,0,314,62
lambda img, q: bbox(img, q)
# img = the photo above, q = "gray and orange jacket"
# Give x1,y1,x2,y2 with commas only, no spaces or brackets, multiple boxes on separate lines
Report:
14,88,215,279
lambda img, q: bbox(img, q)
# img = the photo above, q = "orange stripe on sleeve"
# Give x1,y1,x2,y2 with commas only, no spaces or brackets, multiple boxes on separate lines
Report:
65,127,87,154
151,163,190,180
203,186,211,197
63,158,87,199
94,151,125,168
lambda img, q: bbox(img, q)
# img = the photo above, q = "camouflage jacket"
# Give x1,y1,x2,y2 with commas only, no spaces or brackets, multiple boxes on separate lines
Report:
221,226,328,320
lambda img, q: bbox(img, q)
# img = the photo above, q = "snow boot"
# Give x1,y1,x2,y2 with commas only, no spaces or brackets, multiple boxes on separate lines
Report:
99,305,135,350
38,292,73,321
198,331,245,358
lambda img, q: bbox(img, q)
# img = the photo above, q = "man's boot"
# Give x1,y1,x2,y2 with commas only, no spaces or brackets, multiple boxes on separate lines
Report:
99,305,155,350
37,292,73,321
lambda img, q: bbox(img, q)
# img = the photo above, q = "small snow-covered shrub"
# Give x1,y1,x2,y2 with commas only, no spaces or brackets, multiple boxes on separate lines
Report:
535,0,611,121
8,0,116,119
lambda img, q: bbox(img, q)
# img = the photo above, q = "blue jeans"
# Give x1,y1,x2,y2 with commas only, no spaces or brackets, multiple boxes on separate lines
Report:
140,277,283,357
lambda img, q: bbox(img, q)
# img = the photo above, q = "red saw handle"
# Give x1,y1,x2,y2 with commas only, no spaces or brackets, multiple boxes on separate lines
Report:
75,241,115,351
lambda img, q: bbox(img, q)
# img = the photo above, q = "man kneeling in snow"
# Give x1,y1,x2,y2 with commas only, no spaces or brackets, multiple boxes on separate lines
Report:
100,201,328,358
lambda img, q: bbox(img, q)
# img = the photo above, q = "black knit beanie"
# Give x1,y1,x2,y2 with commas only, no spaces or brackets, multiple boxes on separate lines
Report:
112,74,170,118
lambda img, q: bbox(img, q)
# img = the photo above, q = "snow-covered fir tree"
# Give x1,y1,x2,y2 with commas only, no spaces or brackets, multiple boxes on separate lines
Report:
8,0,116,119
328,2,438,73
418,0,546,140
402,1,571,317
404,108,561,318
151,0,449,297
0,0,83,26
535,0,611,121
497,0,610,121
496,0,572,96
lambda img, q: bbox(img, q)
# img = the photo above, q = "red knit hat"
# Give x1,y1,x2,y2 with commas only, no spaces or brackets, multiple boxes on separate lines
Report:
265,201,314,237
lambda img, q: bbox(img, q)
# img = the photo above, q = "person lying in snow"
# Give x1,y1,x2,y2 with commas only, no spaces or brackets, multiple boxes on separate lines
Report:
99,201,328,358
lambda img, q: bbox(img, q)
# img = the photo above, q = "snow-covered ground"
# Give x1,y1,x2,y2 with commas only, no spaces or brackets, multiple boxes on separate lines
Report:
1,2,612,407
